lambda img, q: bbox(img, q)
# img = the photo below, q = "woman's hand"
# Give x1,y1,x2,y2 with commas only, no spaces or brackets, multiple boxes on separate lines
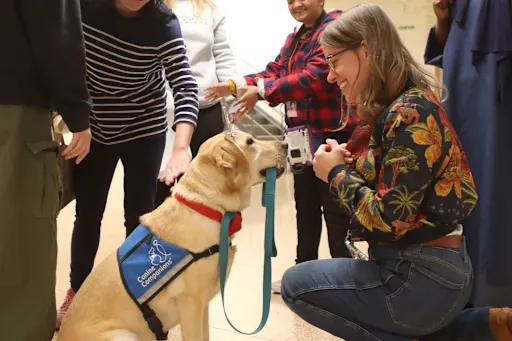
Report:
62,128,92,165
433,0,452,22
204,82,231,102
160,148,191,186
232,85,259,122
160,122,194,185
313,139,353,182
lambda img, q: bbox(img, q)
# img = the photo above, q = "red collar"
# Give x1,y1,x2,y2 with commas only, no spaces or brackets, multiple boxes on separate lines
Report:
174,194,242,237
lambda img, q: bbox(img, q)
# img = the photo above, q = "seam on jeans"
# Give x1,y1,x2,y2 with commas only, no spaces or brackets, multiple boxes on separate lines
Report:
290,298,382,341
385,263,466,333
402,250,466,275
415,266,464,290
386,262,414,302
429,289,462,332
289,282,384,299
385,262,414,324
427,246,462,254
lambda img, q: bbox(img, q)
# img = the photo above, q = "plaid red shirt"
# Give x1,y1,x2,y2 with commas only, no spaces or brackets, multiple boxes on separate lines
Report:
244,10,359,133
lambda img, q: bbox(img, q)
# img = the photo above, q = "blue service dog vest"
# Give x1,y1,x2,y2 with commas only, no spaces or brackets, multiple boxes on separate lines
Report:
118,224,219,340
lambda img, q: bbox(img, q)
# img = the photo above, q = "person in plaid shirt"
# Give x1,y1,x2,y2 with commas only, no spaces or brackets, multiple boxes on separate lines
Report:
206,0,358,294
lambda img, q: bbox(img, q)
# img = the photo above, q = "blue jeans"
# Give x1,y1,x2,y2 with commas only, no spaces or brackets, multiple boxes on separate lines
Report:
281,239,494,340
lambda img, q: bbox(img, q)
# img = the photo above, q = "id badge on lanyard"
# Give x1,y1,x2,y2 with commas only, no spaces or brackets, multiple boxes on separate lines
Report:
284,125,315,169
284,96,352,170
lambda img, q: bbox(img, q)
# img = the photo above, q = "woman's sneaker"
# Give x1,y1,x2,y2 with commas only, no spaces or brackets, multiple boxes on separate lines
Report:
272,280,282,294
56,288,76,330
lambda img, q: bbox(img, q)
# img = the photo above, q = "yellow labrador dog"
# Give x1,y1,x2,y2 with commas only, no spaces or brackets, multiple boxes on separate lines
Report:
57,131,287,341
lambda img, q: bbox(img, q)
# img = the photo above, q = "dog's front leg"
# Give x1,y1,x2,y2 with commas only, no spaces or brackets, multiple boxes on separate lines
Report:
177,297,205,341
202,304,209,341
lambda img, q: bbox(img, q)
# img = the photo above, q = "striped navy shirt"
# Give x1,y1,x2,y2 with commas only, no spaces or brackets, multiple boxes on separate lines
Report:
81,1,199,145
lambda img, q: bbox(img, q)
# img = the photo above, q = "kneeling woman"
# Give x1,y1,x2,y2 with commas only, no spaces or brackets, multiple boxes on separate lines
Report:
281,4,512,341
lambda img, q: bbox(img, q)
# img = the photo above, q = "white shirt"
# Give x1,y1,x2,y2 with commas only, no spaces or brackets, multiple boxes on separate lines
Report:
160,0,239,175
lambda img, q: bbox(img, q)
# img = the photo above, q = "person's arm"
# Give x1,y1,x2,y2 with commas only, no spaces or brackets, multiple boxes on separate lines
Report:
424,26,445,68
18,0,91,132
327,100,476,241
159,15,199,138
256,43,333,106
424,0,452,67
212,14,238,83
434,20,451,47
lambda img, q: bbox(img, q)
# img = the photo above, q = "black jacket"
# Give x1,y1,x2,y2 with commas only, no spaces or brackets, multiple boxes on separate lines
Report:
0,0,91,132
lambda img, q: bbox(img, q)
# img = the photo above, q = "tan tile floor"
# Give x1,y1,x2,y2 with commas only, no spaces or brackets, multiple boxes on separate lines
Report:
53,164,365,340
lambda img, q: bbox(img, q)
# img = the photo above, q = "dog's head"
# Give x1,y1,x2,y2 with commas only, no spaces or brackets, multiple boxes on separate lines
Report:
178,131,287,211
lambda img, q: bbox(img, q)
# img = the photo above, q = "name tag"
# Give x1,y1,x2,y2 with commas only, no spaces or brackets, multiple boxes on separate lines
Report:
286,101,298,118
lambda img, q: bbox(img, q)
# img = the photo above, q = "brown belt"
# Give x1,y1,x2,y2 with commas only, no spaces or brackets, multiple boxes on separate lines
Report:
376,235,463,249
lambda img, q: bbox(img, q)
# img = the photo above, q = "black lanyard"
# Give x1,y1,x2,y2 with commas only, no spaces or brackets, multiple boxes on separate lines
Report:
286,10,327,74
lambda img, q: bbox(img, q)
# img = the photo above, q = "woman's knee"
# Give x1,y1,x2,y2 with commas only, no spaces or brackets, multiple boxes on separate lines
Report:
281,261,322,305
281,264,305,303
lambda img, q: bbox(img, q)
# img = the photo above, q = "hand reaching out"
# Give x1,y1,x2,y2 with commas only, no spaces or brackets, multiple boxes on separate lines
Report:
159,148,191,186
204,82,231,102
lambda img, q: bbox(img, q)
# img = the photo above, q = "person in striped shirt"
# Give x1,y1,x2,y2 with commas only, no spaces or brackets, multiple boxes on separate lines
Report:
56,0,199,328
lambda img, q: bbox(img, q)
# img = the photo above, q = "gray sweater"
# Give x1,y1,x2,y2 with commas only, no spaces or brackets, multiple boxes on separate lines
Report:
170,0,238,109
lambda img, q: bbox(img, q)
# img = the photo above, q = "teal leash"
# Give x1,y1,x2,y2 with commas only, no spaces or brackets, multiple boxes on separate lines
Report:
219,167,277,335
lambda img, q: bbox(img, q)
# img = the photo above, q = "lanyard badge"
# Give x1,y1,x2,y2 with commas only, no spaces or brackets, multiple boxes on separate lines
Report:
284,125,314,172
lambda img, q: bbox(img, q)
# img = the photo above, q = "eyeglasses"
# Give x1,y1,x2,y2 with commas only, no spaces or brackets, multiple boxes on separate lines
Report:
326,44,361,71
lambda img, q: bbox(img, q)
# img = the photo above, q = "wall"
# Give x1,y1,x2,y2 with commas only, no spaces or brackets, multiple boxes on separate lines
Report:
215,0,299,73
216,0,437,77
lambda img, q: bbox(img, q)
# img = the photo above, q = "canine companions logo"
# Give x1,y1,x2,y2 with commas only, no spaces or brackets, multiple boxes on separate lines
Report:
137,240,174,288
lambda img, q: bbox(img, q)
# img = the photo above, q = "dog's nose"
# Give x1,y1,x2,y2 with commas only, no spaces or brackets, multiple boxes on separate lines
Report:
281,142,289,150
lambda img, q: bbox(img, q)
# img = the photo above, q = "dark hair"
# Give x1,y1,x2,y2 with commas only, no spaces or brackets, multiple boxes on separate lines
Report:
102,0,171,17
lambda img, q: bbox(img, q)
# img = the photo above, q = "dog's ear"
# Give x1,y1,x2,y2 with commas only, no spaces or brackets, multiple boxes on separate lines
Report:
211,137,251,190
212,137,245,170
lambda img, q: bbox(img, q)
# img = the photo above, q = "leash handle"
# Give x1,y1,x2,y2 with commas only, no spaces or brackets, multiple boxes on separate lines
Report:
219,167,277,335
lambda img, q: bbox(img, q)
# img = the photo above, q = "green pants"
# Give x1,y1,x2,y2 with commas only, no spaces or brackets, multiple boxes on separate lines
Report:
0,106,59,341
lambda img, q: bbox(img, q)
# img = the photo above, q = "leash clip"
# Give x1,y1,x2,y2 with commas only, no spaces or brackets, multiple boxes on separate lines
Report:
345,231,369,261
221,98,238,140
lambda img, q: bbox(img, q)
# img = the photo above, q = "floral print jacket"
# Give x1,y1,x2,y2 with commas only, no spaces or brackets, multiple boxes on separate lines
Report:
327,87,478,244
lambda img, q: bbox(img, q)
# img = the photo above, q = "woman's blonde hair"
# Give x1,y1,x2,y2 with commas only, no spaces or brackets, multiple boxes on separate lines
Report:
320,4,439,123
165,0,216,17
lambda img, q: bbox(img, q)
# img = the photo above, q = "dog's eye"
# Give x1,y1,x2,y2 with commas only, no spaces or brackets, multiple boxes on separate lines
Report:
246,138,255,146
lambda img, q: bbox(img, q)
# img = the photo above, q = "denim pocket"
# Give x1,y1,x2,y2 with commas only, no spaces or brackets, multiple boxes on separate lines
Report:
385,263,468,334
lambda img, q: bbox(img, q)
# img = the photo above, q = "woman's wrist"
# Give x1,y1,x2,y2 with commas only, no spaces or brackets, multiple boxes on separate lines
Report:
435,19,451,45
227,79,237,97
173,122,194,151
328,164,348,184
